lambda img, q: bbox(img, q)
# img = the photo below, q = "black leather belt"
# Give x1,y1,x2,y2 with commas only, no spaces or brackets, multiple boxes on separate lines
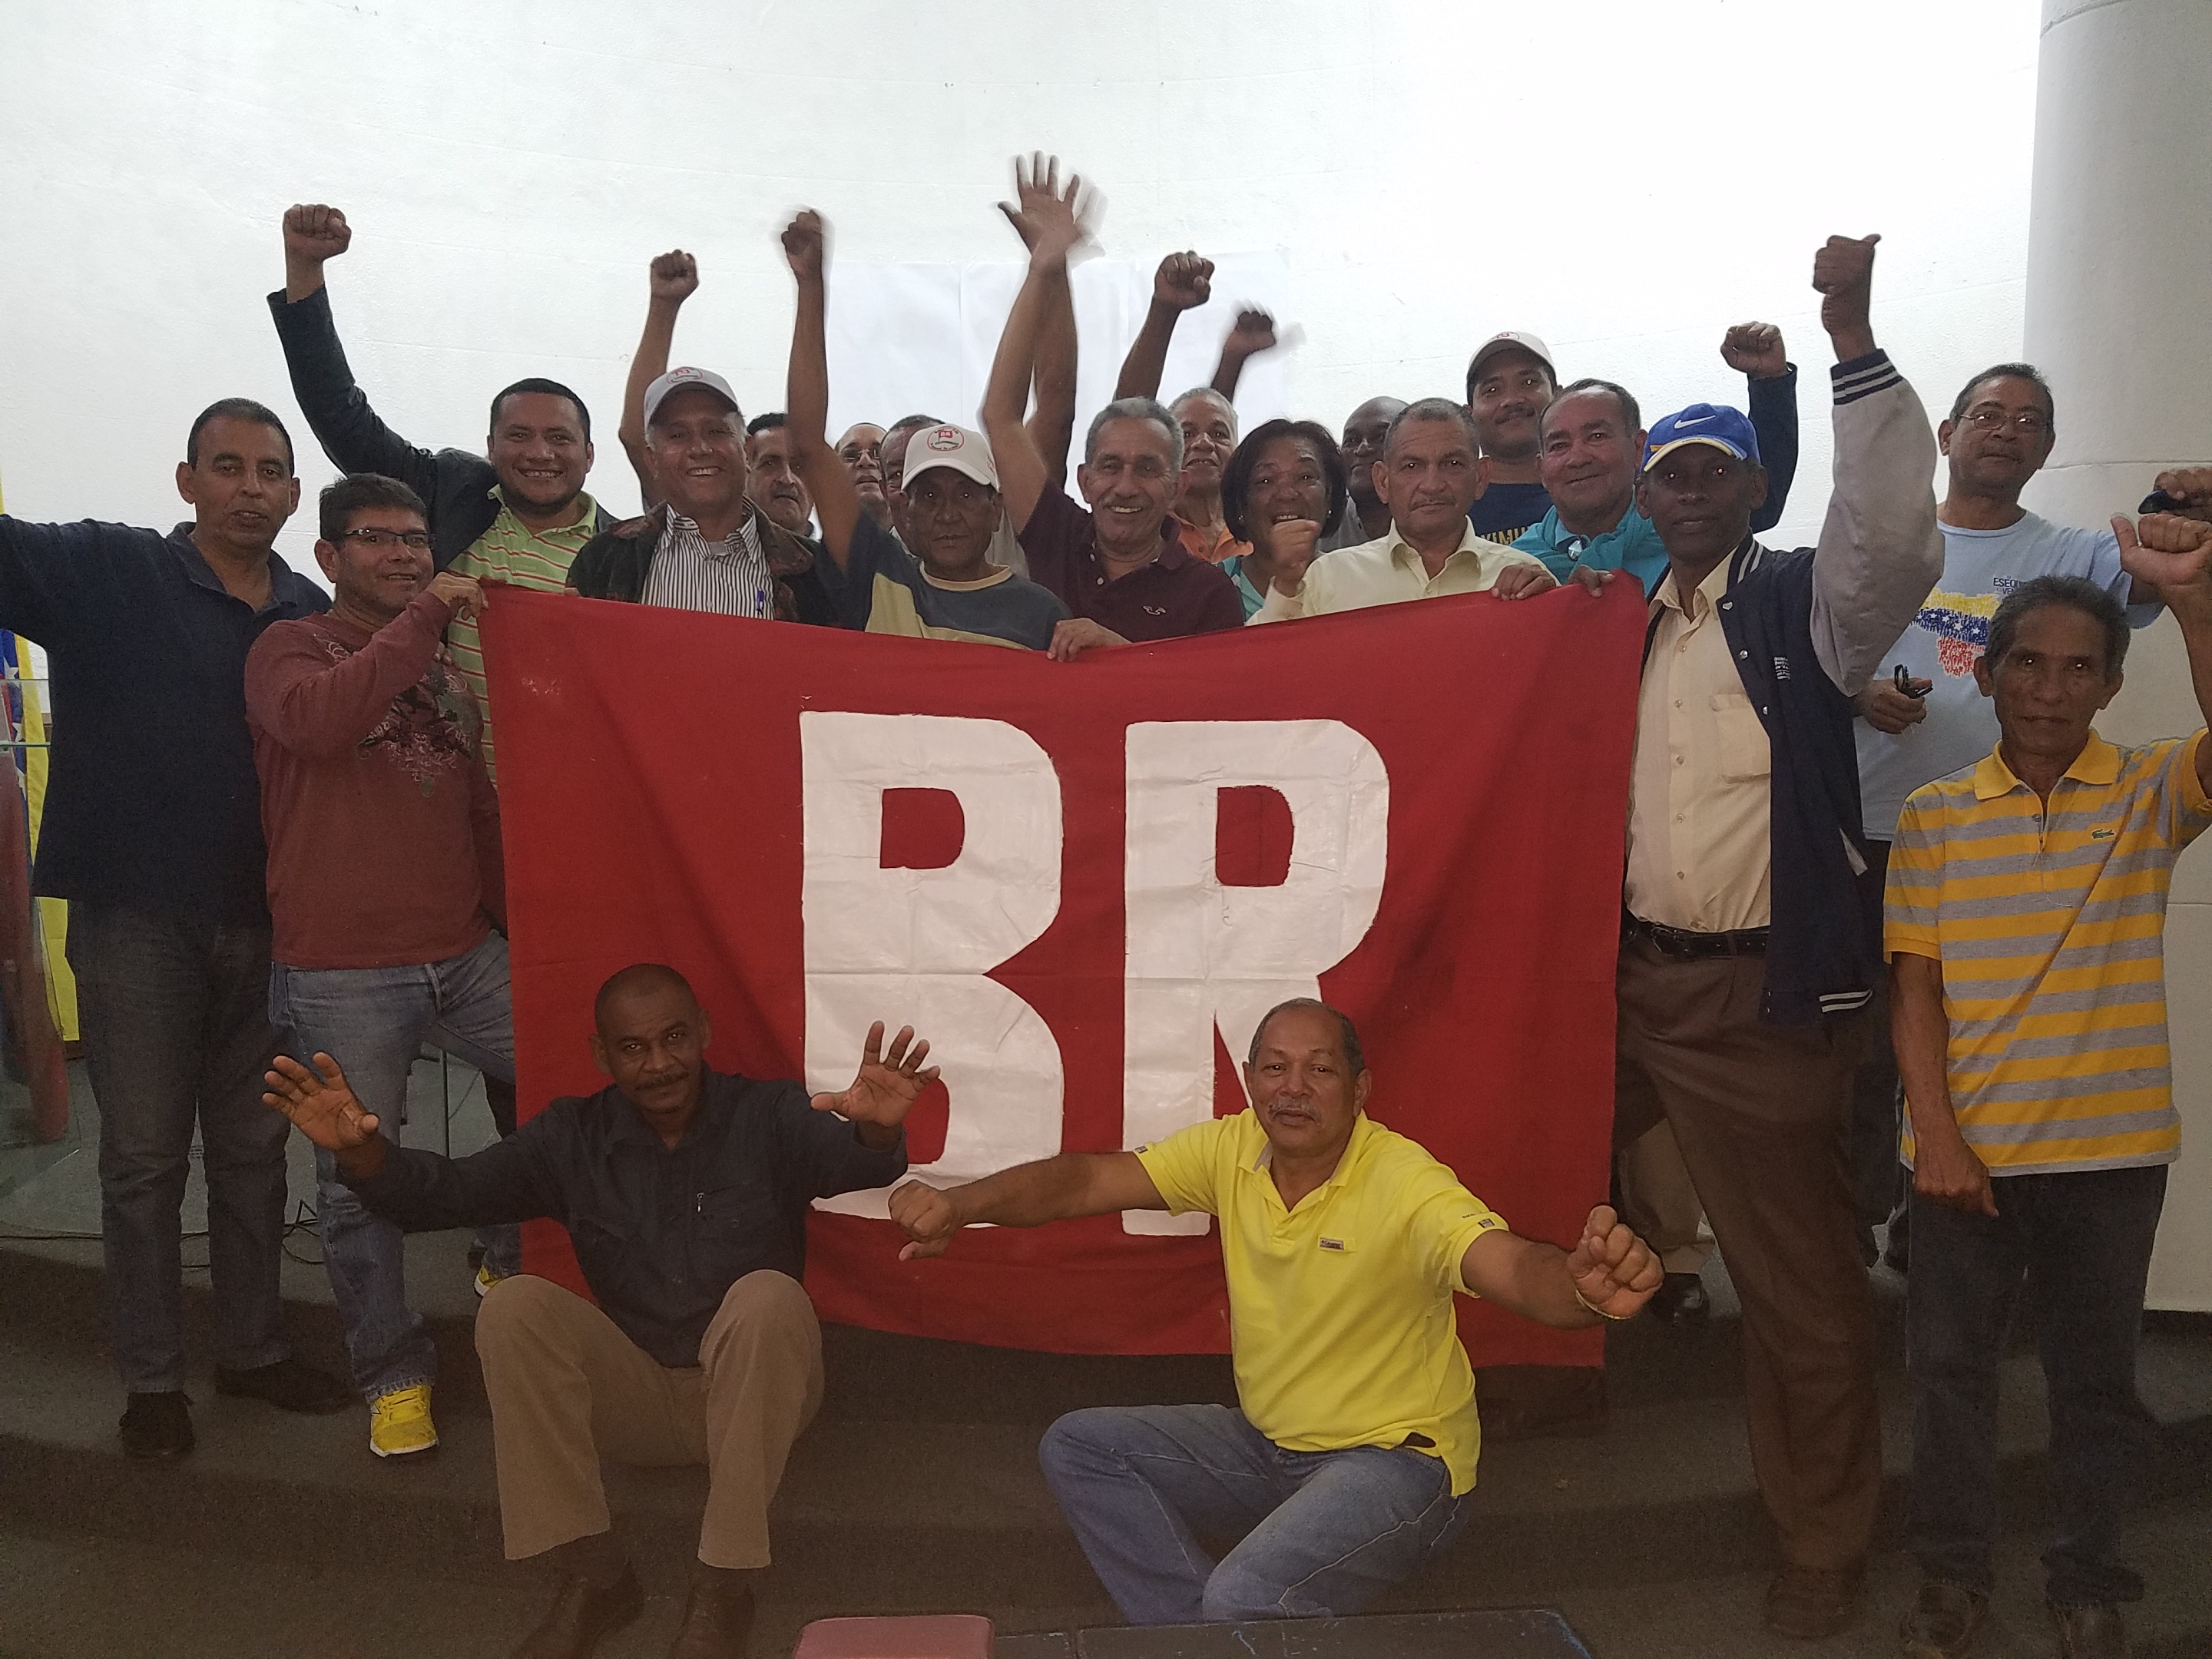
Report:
1624,914,1770,960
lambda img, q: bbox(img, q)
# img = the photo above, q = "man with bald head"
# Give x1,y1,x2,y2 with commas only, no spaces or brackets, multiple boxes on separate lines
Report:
1333,396,1406,549
263,965,939,1659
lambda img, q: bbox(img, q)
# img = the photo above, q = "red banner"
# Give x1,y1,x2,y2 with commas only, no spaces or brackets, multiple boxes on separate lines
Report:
486,579,1643,1369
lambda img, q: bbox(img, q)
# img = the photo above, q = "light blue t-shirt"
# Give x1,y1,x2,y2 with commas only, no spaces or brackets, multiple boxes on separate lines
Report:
1856,511,2157,840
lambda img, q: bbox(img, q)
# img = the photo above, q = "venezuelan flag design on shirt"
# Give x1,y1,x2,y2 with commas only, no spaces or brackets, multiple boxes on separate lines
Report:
1884,730,2211,1174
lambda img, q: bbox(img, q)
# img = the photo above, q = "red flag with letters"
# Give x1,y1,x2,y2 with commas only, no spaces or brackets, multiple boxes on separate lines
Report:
486,580,1643,1369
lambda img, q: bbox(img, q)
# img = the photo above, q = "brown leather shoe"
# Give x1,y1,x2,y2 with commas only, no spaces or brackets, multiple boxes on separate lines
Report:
1765,1562,1863,1639
509,1563,644,1659
667,1571,756,1659
1899,1581,1988,1658
2050,1602,2127,1659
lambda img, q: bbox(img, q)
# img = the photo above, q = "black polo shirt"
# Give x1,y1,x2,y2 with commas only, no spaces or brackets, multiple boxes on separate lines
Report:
346,1067,909,1367
0,518,329,922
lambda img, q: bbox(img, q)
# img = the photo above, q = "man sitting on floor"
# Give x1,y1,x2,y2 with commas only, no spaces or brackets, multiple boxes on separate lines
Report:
262,965,939,1659
889,998,1661,1626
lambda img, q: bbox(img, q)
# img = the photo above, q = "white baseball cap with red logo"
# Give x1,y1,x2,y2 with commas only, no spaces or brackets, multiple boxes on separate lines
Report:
643,366,742,428
899,424,1000,492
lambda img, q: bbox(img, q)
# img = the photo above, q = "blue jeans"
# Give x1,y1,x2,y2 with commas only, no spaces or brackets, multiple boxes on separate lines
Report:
69,903,293,1392
1038,1403,1470,1625
269,932,515,1402
1906,1164,2168,1608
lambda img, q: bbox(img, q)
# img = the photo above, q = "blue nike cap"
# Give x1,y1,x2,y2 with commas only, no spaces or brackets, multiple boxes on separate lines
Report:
1643,403,1760,471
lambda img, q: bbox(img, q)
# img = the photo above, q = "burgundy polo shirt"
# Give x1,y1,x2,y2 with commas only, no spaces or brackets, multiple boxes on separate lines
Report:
1018,489,1244,643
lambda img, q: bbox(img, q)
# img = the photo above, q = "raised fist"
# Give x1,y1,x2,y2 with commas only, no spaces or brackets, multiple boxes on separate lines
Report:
649,249,698,303
781,210,827,283
2114,512,2212,599
1152,251,1214,312
283,203,352,266
1720,321,1787,380
1222,307,1278,360
1812,233,1880,348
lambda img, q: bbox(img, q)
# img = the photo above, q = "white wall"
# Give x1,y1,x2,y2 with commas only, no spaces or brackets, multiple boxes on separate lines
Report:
0,0,2038,581
2020,0,2212,1310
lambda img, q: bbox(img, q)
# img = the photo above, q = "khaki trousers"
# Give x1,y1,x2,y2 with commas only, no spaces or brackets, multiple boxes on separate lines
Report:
474,1270,824,1568
1616,1118,1714,1276
1613,935,1881,1571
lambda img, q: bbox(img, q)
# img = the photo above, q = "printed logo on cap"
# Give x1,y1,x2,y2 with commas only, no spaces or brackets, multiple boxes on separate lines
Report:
925,427,963,452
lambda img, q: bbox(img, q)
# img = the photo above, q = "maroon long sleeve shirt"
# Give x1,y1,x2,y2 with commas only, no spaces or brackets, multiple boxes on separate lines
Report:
245,588,503,970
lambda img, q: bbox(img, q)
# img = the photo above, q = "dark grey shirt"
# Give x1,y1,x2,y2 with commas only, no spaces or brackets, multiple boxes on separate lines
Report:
345,1067,907,1366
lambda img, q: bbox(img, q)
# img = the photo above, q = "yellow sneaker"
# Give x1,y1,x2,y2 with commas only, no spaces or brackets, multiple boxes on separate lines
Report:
474,1264,505,1299
368,1384,438,1459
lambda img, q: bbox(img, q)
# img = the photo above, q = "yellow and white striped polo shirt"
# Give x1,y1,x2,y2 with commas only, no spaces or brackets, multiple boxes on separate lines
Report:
1885,730,2210,1174
444,491,599,783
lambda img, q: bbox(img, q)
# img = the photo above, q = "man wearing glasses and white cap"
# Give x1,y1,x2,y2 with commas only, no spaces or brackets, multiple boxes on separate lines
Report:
568,366,836,625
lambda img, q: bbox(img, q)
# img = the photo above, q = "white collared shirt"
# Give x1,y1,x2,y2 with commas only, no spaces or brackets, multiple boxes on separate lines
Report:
1247,523,1546,623
641,507,775,617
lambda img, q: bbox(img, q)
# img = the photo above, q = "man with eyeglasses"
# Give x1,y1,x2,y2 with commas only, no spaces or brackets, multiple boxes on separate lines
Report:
0,399,350,1460
1846,365,2212,1280
245,473,507,1463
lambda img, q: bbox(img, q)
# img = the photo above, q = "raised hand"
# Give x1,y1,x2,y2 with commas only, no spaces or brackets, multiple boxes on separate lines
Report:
1720,321,1788,380
1492,564,1561,601
1221,307,1277,359
1812,234,1880,359
263,1053,382,1154
426,571,487,621
2114,512,2212,599
1260,517,1322,594
2151,466,2212,522
649,249,699,304
1151,251,1214,313
782,210,827,285
889,1179,960,1261
283,203,353,267
1856,678,1930,733
1565,1204,1662,1320
998,153,1090,267
810,1021,939,1128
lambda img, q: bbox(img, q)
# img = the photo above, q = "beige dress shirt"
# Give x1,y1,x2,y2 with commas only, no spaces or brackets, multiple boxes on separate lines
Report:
1245,524,1547,623
1624,558,1774,932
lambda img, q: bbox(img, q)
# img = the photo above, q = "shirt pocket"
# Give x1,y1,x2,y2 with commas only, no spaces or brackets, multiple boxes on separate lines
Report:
1711,691,1772,782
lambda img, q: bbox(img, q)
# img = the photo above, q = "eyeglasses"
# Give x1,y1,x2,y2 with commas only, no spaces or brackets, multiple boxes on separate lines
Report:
1962,407,2050,435
343,528,432,551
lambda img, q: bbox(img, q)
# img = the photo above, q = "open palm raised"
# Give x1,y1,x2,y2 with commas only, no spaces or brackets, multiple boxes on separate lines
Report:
808,1022,940,1128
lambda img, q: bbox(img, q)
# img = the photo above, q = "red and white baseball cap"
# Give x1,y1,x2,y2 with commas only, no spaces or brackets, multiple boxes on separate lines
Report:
899,424,1000,492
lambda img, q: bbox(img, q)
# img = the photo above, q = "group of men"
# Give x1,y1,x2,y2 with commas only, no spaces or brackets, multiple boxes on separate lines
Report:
1,151,2207,1659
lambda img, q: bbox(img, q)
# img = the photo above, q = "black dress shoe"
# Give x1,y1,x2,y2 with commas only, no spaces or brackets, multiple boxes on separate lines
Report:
119,1390,194,1459
509,1563,644,1659
216,1356,353,1415
667,1571,757,1659
1647,1271,1710,1323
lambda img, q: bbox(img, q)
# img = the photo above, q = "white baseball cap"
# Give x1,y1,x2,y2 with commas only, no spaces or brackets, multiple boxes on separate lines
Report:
1467,331,1557,382
644,366,742,428
899,424,1000,492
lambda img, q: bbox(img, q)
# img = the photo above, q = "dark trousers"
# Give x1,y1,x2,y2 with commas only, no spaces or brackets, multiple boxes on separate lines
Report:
1847,841,1906,1229
68,902,292,1392
1907,1165,2168,1608
1614,934,1882,1570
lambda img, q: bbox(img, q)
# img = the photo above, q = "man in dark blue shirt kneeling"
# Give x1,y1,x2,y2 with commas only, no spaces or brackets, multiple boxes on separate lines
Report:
262,962,936,1659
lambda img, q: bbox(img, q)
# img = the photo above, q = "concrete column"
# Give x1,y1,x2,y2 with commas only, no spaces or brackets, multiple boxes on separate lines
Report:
2022,0,2212,1308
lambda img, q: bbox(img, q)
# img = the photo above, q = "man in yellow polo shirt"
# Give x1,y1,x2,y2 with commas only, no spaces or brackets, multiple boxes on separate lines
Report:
1883,513,2212,1659
889,998,1660,1625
